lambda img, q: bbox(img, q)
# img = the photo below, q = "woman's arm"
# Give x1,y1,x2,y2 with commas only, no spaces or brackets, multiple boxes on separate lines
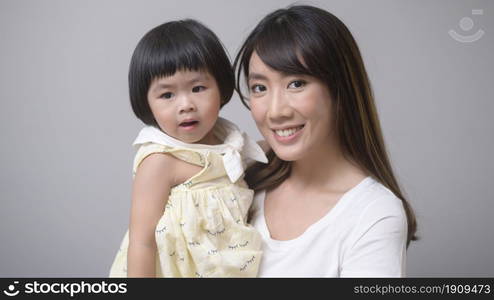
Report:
127,153,176,277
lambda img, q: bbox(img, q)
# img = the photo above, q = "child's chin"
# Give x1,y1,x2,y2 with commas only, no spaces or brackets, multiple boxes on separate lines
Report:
182,136,203,144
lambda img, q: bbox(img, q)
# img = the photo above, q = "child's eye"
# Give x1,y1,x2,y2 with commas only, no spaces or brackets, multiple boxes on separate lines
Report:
287,80,306,89
192,86,206,93
250,84,267,94
160,92,174,99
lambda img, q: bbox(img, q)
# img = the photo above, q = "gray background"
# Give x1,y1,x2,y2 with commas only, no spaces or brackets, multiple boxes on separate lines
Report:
1,0,492,277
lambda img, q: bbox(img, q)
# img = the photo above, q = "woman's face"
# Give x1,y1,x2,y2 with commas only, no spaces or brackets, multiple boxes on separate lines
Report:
248,52,335,161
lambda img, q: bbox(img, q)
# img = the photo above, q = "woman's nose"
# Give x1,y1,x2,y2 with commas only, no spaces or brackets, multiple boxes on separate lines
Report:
267,89,293,120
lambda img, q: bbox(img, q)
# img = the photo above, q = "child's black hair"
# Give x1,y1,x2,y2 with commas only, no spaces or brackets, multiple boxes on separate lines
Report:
129,19,234,127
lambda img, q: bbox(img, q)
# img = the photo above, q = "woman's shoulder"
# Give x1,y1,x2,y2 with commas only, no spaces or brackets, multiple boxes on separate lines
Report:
342,178,408,258
350,177,407,221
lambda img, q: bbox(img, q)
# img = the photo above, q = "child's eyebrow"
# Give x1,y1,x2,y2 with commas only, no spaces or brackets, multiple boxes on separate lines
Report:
151,83,174,93
188,74,209,84
151,74,210,93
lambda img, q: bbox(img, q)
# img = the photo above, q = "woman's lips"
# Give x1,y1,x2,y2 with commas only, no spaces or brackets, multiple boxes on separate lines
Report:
272,125,304,143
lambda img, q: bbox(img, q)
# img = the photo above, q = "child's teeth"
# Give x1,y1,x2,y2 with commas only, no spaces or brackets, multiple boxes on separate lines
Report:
275,126,302,137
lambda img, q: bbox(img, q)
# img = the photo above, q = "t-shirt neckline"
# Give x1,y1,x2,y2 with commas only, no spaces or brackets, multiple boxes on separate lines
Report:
258,176,374,250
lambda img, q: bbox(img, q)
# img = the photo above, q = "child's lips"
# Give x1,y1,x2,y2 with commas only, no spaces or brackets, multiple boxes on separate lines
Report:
179,120,199,130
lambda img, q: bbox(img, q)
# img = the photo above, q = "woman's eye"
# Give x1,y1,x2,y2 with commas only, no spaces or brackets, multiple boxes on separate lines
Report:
250,84,266,94
160,92,174,99
287,80,306,89
192,86,206,93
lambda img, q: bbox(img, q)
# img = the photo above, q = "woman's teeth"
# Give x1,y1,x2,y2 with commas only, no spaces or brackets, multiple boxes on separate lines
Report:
274,126,304,137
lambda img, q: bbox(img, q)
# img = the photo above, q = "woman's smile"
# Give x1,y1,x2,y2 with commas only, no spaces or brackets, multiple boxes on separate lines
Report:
272,124,305,143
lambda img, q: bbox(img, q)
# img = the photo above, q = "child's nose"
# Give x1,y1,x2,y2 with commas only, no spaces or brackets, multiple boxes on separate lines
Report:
178,96,197,113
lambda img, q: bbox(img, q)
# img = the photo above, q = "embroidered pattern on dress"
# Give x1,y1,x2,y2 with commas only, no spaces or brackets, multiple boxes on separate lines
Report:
156,225,167,234
207,228,226,236
240,256,256,271
207,249,218,255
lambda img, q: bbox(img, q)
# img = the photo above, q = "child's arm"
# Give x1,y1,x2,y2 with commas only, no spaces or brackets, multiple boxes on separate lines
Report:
127,153,177,277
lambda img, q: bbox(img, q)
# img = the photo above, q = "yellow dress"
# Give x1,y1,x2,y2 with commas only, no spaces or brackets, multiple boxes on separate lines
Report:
109,118,267,277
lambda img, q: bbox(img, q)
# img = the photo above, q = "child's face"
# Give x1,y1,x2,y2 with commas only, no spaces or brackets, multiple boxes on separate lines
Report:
147,70,221,144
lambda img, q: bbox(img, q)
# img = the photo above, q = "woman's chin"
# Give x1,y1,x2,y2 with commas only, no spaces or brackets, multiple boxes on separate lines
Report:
270,145,304,162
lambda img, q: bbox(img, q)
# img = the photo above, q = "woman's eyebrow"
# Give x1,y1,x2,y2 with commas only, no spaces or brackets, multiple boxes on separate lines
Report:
248,72,268,81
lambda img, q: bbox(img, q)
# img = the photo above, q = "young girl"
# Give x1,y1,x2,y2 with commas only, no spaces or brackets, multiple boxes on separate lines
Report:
109,19,267,277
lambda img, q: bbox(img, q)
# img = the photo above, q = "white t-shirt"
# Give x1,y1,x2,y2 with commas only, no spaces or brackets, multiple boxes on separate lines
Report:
250,177,408,277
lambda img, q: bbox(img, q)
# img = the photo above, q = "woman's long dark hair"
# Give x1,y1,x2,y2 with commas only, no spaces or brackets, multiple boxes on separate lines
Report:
234,5,417,247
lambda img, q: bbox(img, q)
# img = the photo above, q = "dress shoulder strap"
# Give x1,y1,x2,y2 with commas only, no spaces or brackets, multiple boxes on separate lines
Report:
132,142,206,176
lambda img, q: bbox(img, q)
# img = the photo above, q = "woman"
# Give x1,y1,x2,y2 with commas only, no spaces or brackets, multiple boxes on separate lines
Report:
234,5,418,277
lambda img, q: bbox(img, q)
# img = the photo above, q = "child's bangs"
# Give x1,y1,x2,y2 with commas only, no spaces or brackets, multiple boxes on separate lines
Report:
146,32,210,79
